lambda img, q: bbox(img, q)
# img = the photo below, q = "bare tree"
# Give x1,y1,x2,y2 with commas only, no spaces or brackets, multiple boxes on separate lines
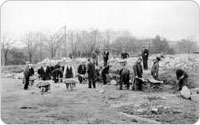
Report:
34,32,47,62
22,32,39,63
1,35,15,65
68,31,75,55
45,32,63,59
89,29,102,53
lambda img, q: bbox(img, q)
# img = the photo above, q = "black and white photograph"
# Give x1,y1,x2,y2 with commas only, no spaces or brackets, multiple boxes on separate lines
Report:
1,1,199,124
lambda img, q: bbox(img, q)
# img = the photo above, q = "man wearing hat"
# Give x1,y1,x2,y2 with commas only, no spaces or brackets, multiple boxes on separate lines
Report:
151,57,161,80
141,46,149,70
23,61,31,90
29,63,34,77
87,58,96,88
133,57,143,91
121,50,129,59
52,61,63,83
102,50,109,66
119,60,130,90
63,60,75,79
38,61,51,81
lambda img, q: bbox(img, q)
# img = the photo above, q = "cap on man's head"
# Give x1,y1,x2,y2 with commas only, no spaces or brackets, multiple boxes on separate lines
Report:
138,57,143,61
156,57,161,61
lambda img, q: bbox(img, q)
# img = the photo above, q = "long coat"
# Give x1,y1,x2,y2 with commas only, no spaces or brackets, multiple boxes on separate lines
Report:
29,67,34,76
142,49,149,69
133,63,143,78
87,62,96,78
23,66,31,83
142,49,149,59
151,62,159,79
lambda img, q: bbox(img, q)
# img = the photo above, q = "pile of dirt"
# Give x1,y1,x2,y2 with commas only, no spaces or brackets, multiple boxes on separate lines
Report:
109,54,198,73
151,54,199,73
108,54,199,87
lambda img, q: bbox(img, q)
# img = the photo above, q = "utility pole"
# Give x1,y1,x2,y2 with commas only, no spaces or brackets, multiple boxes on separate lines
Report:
64,25,67,57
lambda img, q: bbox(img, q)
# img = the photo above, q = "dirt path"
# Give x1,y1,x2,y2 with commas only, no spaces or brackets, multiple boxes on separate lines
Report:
1,78,199,124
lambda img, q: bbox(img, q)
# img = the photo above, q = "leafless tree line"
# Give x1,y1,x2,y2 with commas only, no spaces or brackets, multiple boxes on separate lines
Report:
1,28,199,65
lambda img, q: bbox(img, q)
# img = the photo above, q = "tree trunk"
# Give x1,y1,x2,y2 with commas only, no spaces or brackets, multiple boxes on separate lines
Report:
4,54,8,65
4,50,9,65
29,53,32,63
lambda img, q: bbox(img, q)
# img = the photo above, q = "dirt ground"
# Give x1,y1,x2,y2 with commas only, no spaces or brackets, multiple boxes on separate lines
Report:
1,72,199,124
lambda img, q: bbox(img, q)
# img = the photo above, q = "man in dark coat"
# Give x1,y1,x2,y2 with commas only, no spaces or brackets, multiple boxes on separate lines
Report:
49,63,55,75
119,60,130,90
23,62,31,90
52,61,63,83
37,66,42,80
151,57,161,80
39,62,52,81
102,51,109,66
87,59,96,88
77,61,87,83
133,57,143,91
63,63,75,79
29,64,34,76
121,50,129,59
176,69,188,91
101,65,111,85
141,46,149,70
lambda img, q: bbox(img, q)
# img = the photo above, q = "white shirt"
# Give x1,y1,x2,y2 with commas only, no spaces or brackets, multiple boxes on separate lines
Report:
43,66,47,72
63,65,75,78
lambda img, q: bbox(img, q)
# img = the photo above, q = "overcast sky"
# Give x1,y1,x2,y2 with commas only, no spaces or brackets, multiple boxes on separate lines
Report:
1,1,199,44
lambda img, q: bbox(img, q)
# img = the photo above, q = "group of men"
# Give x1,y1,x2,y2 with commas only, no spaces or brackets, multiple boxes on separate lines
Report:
23,47,188,92
23,49,110,90
23,60,75,90
78,50,111,88
118,46,188,92
37,61,75,82
118,47,149,90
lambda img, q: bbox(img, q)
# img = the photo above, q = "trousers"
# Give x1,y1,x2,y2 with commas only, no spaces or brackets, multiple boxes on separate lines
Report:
88,77,96,88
